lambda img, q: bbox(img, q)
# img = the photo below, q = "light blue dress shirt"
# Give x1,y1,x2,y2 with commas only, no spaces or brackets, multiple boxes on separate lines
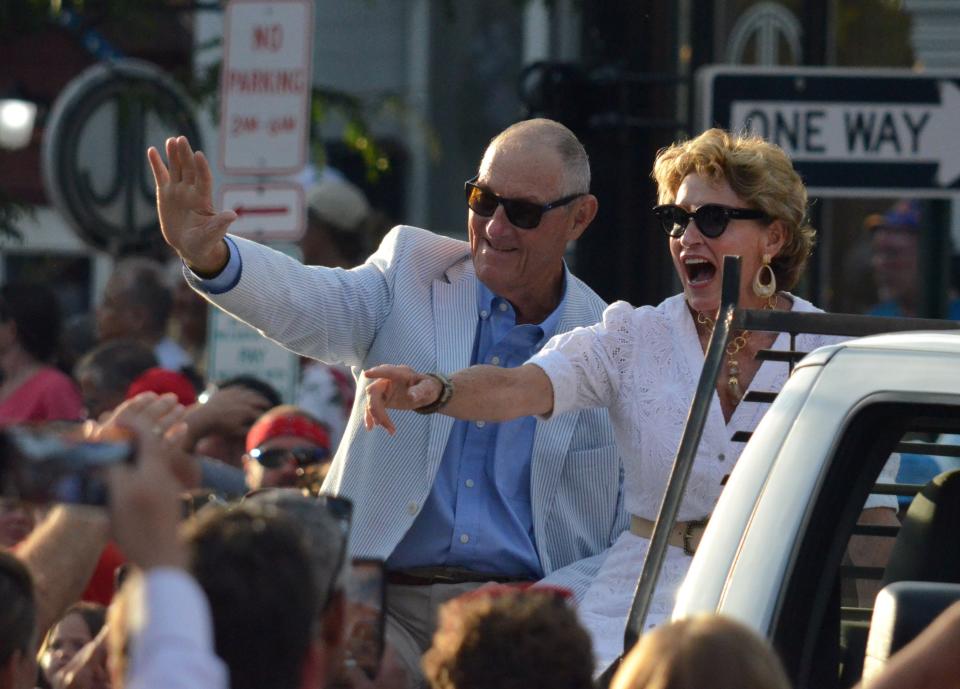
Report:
195,238,567,577
387,278,567,578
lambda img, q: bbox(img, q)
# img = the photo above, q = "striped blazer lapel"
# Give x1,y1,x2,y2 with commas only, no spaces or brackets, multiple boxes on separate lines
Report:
530,274,592,570
425,258,476,469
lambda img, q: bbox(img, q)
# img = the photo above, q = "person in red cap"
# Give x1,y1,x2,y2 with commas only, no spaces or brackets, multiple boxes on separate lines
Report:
243,405,332,493
125,367,198,406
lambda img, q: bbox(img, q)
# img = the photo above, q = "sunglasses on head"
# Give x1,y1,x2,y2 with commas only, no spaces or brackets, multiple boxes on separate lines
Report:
248,446,330,470
652,203,770,239
240,490,353,612
465,176,583,229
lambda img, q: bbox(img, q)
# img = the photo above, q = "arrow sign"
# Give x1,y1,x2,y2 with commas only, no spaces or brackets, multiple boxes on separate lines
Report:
219,183,305,241
698,66,960,197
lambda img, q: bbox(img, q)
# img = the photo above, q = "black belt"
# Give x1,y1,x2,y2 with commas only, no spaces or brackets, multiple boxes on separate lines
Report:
386,566,534,586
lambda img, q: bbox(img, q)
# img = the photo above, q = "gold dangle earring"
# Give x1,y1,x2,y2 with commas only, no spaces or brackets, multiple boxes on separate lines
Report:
752,253,776,299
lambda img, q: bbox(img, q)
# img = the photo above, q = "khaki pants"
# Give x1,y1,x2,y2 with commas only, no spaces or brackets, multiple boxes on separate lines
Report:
385,581,486,689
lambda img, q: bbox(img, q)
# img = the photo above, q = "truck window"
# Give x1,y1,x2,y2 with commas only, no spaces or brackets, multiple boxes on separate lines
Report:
770,397,960,689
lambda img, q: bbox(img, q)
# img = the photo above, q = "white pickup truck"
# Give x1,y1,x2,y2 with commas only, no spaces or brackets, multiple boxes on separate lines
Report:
676,330,960,688
618,258,960,689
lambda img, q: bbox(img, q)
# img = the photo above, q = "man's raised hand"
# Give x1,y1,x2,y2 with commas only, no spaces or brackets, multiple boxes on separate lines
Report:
363,365,442,435
146,136,236,275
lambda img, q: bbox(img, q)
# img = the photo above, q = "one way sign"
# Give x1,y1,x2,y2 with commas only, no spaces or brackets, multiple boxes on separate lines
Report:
697,66,960,198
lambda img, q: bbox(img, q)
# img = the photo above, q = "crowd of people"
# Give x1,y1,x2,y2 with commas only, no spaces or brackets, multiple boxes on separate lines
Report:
0,117,957,689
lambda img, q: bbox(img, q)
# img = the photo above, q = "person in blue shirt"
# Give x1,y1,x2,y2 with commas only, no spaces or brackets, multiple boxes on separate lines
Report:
865,201,960,507
147,118,627,688
865,200,960,320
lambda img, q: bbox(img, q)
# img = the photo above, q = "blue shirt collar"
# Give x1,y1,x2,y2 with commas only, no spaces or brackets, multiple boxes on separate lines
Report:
476,267,569,345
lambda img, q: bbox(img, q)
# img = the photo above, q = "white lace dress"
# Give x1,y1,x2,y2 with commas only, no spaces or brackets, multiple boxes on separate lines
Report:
529,293,897,670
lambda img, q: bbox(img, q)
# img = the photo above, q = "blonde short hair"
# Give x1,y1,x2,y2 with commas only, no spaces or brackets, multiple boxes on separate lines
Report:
652,128,815,291
611,615,792,689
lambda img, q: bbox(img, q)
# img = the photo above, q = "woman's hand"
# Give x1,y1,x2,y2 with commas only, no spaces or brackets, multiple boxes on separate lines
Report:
146,136,236,274
363,365,442,435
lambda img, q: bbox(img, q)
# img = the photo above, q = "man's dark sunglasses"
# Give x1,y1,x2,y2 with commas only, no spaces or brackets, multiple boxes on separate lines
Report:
465,175,583,229
652,203,770,239
248,446,330,470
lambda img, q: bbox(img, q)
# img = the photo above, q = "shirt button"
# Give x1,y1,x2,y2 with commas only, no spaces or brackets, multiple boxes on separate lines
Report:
480,309,489,319
717,453,726,462
476,420,485,428
498,302,508,312
460,534,470,544
490,356,501,366
407,502,418,515
465,479,475,488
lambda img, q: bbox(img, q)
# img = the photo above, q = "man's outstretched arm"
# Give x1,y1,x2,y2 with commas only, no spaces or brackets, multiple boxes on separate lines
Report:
364,363,554,434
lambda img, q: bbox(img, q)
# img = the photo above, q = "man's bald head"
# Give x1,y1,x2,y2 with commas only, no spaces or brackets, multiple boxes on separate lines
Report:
481,118,590,197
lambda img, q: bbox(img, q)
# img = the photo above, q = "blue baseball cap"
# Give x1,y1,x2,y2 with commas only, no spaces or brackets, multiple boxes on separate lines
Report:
865,200,921,232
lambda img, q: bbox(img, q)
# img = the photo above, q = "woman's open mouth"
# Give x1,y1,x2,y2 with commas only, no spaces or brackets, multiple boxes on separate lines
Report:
683,257,717,286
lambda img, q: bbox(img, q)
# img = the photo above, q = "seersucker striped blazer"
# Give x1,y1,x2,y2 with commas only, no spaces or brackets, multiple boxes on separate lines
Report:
193,225,629,600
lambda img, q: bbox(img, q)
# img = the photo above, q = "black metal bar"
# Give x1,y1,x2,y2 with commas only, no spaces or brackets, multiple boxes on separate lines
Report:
756,349,808,363
743,391,778,404
851,525,900,538
623,256,742,649
896,441,960,458
841,607,874,622
788,331,797,375
840,566,886,580
733,309,960,338
870,483,925,496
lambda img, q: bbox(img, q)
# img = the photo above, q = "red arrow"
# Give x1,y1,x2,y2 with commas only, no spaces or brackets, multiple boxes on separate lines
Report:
233,205,288,216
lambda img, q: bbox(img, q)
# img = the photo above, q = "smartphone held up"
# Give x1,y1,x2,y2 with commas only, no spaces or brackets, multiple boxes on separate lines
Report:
0,423,135,506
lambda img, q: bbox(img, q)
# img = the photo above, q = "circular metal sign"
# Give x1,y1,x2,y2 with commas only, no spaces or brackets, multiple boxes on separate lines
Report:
42,59,202,253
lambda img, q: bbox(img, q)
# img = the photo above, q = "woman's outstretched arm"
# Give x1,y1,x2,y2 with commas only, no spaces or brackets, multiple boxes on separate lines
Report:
363,363,553,435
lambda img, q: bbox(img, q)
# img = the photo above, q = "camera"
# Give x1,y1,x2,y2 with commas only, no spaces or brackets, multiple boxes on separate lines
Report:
0,424,135,506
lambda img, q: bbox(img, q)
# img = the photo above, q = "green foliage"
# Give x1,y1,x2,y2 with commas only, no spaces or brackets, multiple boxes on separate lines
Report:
836,0,913,67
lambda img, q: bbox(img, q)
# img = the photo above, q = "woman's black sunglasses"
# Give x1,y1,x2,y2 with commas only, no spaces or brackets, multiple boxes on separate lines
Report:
248,446,330,470
652,203,770,239
465,176,583,229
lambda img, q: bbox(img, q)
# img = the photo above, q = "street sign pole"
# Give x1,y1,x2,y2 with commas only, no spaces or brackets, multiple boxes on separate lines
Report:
208,0,314,402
